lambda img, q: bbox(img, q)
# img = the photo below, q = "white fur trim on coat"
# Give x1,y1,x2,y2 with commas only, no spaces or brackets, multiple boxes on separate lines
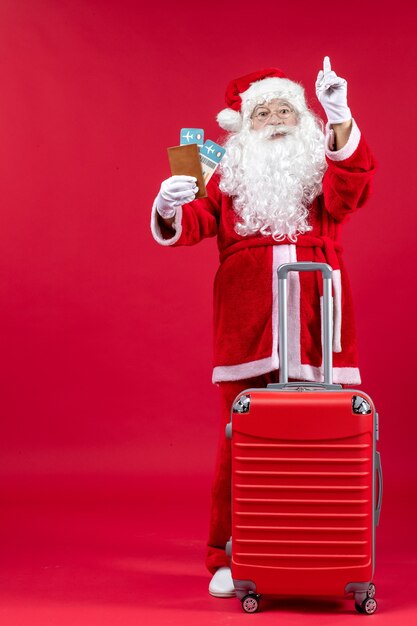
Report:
212,360,360,385
325,119,361,161
332,269,342,352
319,272,342,359
212,355,278,382
150,197,183,246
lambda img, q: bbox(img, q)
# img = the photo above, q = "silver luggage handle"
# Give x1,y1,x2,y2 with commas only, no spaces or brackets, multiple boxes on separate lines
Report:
267,381,342,390
277,262,333,385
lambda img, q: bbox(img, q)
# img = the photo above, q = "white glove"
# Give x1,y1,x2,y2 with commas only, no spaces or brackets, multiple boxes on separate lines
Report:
315,56,352,124
155,175,198,219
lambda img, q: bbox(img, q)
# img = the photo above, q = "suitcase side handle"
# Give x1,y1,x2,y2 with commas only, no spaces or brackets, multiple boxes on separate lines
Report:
375,451,383,526
278,262,333,385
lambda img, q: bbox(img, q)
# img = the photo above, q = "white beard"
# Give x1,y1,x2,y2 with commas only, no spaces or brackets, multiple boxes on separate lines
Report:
219,111,327,241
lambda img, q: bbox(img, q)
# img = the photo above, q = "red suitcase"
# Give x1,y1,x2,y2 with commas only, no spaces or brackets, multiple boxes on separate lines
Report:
226,262,382,615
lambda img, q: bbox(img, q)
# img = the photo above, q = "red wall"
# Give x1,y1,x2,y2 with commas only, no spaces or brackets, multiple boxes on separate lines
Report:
0,0,416,498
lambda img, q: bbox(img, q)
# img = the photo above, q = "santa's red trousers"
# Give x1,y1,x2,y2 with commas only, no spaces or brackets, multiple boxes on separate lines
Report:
206,370,284,574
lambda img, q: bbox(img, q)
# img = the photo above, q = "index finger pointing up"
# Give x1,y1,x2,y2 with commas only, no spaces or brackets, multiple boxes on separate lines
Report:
323,56,331,73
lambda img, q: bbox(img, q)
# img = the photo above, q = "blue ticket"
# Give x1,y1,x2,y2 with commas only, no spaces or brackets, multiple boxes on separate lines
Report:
199,140,226,184
180,128,205,147
201,141,225,164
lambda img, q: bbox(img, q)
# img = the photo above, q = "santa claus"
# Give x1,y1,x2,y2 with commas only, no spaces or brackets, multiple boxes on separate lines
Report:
151,57,375,598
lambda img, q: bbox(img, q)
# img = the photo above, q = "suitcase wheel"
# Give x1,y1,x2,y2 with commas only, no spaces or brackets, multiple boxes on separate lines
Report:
367,583,376,599
355,597,378,615
241,593,260,613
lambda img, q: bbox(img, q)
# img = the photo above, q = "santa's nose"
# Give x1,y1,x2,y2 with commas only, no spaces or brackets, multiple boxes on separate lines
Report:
267,114,282,125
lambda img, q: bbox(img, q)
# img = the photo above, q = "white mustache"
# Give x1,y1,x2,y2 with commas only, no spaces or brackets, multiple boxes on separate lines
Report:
259,125,296,139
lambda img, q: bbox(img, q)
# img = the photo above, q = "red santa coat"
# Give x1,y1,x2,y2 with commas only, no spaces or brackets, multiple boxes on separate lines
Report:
151,121,376,384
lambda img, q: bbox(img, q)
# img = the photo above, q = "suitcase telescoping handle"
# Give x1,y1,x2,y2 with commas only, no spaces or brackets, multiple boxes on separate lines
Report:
278,262,333,385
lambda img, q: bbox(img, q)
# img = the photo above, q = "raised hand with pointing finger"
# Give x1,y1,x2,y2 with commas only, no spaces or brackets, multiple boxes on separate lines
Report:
315,56,352,125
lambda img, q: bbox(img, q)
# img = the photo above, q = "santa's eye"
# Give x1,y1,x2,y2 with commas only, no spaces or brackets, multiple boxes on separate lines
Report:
256,110,269,118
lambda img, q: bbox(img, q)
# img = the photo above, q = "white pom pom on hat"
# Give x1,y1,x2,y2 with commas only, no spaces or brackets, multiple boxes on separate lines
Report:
217,67,307,132
216,107,242,132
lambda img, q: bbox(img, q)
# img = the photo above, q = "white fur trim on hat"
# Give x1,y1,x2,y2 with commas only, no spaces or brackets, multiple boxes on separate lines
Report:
241,77,307,118
217,108,242,132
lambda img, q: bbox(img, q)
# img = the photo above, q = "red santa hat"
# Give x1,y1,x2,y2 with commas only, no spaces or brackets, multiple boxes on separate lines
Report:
217,68,308,132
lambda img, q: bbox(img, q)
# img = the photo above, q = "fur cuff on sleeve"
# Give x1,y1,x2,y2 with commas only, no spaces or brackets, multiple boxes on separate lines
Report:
325,119,361,162
150,197,183,246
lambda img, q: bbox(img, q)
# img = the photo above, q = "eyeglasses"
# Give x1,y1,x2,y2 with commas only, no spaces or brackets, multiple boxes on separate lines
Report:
252,105,296,123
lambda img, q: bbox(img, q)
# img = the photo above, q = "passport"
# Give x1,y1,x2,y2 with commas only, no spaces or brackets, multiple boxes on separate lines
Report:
167,143,207,198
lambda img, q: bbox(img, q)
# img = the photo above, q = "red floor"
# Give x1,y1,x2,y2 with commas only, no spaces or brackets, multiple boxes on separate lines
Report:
0,474,415,626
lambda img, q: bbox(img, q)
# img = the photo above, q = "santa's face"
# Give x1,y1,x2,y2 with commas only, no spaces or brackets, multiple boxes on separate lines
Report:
219,102,327,242
250,98,298,134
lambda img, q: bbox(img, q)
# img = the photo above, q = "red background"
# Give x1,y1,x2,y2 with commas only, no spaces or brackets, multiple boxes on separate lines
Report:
0,1,416,624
